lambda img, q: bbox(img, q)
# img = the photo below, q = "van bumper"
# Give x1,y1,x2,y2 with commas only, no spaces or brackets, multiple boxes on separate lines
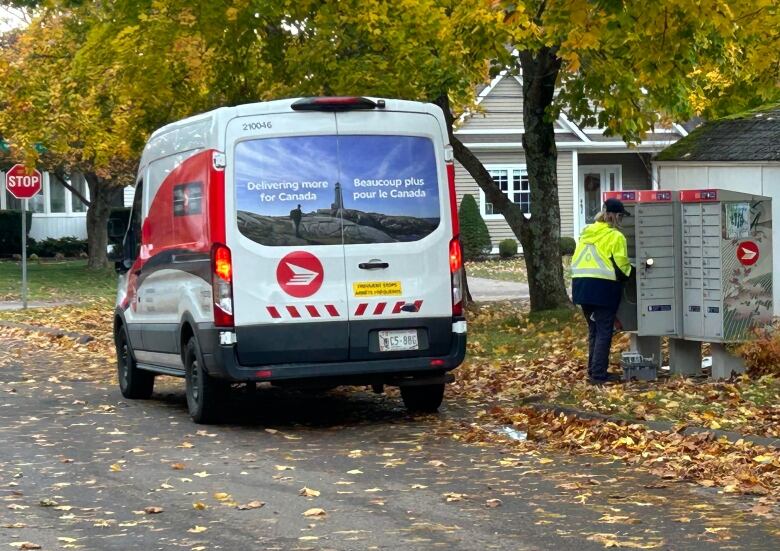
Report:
197,321,466,384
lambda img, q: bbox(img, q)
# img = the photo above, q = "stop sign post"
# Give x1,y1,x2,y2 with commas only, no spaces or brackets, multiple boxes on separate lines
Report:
5,164,42,309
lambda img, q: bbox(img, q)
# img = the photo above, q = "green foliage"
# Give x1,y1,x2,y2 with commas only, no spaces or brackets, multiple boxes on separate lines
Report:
29,236,88,258
0,211,33,255
459,194,491,261
559,236,576,256
498,238,518,258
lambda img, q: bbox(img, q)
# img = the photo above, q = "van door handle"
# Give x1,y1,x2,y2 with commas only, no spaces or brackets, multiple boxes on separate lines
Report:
359,262,389,270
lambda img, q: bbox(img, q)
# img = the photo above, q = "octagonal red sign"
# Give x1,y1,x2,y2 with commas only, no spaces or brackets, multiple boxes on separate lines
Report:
5,164,42,200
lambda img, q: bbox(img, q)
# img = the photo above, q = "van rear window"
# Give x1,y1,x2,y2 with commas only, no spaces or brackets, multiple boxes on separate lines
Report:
234,135,440,246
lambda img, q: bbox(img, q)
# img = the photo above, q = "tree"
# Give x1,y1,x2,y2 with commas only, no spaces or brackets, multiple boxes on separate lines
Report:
459,194,492,261
0,9,135,268
465,0,779,310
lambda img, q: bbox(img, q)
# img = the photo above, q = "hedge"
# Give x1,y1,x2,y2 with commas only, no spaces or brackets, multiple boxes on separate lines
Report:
0,210,33,256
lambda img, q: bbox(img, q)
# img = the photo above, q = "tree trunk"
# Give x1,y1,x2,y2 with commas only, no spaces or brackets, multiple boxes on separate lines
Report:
84,173,120,270
519,48,571,311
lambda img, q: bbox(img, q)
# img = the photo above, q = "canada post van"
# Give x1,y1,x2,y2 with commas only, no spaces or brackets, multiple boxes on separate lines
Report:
110,96,467,423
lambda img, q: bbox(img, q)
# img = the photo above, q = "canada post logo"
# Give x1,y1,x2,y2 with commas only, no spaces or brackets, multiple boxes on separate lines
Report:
276,251,324,298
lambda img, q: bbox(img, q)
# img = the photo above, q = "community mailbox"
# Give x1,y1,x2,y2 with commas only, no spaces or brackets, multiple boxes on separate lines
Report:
634,190,683,338
602,190,638,333
680,189,773,342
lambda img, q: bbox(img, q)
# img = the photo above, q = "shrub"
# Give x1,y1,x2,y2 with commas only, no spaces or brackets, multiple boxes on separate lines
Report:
0,210,33,256
559,236,577,256
29,236,88,258
736,327,780,378
458,194,492,261
498,239,518,258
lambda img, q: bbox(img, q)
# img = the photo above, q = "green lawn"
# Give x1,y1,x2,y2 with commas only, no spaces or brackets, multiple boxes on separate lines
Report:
466,256,572,284
0,259,117,302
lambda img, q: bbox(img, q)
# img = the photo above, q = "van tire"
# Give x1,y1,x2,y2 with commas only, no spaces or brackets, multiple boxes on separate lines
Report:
400,383,445,413
185,337,226,424
116,326,154,399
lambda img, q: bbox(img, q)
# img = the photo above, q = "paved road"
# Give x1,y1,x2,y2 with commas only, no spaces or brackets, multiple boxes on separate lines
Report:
1,334,778,550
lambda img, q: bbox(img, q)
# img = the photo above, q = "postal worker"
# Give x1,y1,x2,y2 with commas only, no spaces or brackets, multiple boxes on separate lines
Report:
571,198,633,385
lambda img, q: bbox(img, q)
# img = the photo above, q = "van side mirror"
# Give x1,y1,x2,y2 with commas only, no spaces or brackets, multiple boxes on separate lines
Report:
107,208,130,240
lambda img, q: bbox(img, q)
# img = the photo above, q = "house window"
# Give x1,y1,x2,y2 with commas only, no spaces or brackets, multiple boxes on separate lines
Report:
481,166,530,218
50,177,67,213
70,174,89,213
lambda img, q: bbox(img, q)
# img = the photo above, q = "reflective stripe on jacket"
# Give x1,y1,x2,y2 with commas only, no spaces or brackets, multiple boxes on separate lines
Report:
571,221,631,281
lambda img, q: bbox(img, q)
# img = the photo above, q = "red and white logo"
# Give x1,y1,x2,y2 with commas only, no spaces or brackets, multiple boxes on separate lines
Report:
737,241,760,266
276,251,324,298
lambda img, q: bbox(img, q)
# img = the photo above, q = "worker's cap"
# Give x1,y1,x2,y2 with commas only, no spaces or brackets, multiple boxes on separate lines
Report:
604,198,630,216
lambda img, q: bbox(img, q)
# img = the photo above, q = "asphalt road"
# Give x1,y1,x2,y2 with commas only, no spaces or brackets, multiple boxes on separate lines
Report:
1,333,778,551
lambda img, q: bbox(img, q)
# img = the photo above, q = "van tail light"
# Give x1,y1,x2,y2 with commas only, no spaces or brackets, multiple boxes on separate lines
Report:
446,162,459,237
211,243,234,327
450,237,465,316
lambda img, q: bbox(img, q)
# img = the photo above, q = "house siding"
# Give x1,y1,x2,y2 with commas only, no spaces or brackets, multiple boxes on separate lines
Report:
455,150,575,247
460,77,524,130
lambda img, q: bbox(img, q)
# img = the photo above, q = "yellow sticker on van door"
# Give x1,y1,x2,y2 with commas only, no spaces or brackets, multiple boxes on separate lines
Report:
353,281,402,297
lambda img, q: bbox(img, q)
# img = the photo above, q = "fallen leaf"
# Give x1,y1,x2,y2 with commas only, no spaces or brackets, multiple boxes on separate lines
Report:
237,500,265,510
213,492,231,501
109,463,122,472
443,492,465,502
303,507,327,517
177,442,194,448
485,498,503,508
193,501,207,510
274,465,294,471
193,471,210,478
346,469,363,475
39,498,58,507
427,460,447,467
299,487,320,498
171,463,186,470
188,525,208,533
143,506,163,514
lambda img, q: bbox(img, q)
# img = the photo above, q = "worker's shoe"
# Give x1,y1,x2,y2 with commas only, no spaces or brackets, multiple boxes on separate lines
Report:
587,373,622,386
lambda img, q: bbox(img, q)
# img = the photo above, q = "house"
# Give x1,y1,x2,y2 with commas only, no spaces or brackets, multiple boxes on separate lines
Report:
0,169,131,242
454,73,687,249
0,170,90,241
654,104,780,314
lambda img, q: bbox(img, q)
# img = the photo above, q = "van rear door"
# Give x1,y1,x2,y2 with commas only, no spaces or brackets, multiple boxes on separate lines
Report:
334,111,454,361
227,112,351,365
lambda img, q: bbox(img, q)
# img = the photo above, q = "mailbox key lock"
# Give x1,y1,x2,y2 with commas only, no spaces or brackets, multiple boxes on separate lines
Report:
645,258,655,268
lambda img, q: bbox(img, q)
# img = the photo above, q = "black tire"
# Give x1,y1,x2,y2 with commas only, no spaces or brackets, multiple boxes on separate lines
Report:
400,383,445,413
116,325,154,399
184,337,227,424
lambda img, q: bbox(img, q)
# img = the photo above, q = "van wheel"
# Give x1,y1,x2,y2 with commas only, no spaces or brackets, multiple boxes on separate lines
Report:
116,326,154,399
184,337,226,424
400,383,445,413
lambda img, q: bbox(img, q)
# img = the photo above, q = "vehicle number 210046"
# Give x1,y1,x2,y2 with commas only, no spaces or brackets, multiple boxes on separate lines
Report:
242,121,272,131
378,329,419,352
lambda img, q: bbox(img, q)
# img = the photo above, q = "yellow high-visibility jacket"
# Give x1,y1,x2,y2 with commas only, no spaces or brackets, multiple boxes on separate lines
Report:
571,221,631,281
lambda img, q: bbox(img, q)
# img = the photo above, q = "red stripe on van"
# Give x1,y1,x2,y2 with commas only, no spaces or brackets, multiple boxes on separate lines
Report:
392,301,404,314
267,306,281,319
287,306,301,318
208,150,226,244
306,305,320,317
373,302,386,315
355,303,368,316
325,304,339,317
414,300,423,312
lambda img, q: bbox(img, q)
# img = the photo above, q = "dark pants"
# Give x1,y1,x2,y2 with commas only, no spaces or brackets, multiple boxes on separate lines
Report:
581,305,616,381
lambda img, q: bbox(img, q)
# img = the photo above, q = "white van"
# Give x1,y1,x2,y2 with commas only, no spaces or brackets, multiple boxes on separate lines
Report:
111,97,467,423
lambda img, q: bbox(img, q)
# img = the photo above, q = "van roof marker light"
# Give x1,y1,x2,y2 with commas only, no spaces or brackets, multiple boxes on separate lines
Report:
291,97,381,112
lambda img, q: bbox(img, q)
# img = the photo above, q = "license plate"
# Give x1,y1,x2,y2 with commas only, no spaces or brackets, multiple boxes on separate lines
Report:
378,329,419,352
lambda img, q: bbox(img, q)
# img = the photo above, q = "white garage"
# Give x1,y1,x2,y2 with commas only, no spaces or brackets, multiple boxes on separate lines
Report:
654,106,780,314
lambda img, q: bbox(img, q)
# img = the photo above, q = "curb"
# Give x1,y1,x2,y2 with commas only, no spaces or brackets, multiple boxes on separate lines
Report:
521,399,780,450
0,320,94,344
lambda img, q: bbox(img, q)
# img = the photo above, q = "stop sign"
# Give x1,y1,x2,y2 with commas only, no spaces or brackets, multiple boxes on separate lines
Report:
5,164,42,200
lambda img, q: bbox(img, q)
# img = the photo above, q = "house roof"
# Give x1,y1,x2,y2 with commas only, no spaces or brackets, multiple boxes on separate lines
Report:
657,104,780,162
457,74,686,150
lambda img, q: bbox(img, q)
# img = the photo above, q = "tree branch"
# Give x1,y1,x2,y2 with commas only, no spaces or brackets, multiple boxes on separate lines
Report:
52,168,91,207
